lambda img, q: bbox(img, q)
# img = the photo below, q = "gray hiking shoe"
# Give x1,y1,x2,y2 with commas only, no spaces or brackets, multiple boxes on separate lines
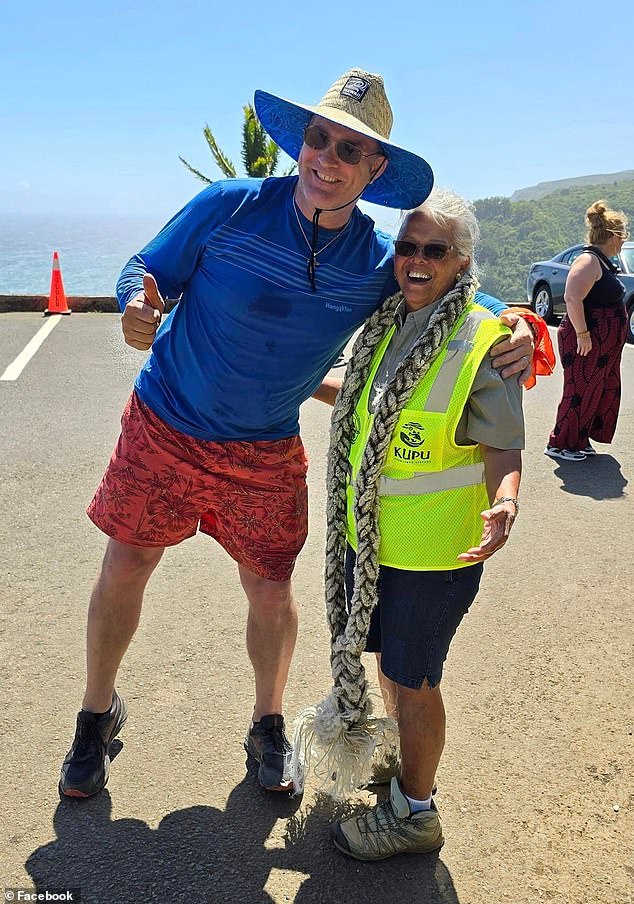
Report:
332,777,444,861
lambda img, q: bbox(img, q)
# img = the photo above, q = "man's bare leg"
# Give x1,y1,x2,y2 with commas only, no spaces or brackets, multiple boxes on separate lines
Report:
239,564,298,720
83,538,164,712
60,538,165,797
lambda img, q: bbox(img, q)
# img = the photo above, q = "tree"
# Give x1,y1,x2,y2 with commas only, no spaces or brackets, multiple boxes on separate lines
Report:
476,180,634,302
180,104,295,182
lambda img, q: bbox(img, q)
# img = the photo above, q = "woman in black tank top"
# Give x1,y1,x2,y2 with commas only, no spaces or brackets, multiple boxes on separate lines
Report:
546,200,628,461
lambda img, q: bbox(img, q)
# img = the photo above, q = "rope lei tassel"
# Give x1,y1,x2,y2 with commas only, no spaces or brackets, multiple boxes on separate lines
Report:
291,275,477,799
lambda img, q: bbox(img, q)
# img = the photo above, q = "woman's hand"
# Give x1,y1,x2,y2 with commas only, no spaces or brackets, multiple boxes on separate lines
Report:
457,500,517,562
576,333,592,356
461,446,521,562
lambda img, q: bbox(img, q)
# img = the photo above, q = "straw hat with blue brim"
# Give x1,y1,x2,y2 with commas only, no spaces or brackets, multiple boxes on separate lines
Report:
254,68,434,210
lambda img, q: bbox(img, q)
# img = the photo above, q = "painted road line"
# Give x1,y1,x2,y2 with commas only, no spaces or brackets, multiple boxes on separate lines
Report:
0,315,63,381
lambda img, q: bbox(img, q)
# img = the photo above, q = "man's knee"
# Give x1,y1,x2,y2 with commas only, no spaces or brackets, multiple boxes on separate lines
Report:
240,567,294,615
100,538,164,585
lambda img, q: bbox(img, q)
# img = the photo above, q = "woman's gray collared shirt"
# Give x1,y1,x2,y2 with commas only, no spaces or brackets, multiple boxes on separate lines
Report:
369,298,525,450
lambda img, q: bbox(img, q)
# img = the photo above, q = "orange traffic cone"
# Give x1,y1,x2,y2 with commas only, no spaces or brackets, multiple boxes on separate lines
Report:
44,251,71,316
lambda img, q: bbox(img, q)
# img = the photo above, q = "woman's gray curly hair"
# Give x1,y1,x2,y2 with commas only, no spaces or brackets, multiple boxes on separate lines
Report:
399,186,481,279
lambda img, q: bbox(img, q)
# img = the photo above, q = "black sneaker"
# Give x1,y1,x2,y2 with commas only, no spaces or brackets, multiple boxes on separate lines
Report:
244,714,293,792
59,691,127,798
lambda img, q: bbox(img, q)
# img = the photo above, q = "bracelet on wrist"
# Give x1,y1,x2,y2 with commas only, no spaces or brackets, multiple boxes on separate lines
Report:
493,496,519,515
576,330,590,338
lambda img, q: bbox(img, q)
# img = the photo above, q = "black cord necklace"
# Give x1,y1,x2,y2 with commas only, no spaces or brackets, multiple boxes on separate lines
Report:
293,196,351,290
291,155,384,290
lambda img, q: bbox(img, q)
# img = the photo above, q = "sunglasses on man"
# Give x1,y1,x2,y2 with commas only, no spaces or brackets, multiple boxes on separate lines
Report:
394,240,454,261
303,125,384,166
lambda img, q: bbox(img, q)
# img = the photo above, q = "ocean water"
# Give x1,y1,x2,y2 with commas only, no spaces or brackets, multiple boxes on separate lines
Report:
0,204,400,298
0,213,168,296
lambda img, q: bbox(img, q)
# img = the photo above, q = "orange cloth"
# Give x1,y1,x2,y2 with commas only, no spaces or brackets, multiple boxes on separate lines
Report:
503,308,555,390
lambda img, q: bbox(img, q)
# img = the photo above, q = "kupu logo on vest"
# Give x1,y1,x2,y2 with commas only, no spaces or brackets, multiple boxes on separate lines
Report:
395,422,431,461
399,422,425,448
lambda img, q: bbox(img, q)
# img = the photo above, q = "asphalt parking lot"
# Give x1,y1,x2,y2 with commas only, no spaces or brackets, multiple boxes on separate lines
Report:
1,313,632,904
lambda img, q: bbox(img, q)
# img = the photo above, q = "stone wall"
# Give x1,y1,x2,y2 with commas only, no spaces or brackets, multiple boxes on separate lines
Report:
0,297,179,314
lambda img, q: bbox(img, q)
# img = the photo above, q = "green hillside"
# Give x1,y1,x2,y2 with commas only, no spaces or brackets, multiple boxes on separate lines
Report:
510,170,634,202
476,180,634,303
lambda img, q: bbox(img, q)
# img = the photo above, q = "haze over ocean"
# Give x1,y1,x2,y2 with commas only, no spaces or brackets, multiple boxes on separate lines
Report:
0,202,401,298
0,213,167,297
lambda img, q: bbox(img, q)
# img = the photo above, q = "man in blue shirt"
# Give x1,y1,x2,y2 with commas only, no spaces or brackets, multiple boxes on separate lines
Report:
59,69,534,800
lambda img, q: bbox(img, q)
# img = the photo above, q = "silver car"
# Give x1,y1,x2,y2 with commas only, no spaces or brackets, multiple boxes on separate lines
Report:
526,242,634,343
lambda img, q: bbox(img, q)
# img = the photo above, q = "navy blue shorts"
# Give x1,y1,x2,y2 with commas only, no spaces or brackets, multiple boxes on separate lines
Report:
345,545,484,690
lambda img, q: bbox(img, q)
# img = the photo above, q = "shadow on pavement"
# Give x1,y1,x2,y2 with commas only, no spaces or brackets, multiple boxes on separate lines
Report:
284,794,460,904
552,454,628,499
27,770,461,903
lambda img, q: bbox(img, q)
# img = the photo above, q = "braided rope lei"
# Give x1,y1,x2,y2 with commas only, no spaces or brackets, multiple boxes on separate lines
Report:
291,274,477,798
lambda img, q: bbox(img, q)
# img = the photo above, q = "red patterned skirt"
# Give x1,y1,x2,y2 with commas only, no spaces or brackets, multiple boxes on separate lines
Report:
548,306,627,451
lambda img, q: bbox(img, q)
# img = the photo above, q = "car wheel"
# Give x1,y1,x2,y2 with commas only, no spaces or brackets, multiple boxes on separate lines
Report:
533,284,554,323
627,298,634,345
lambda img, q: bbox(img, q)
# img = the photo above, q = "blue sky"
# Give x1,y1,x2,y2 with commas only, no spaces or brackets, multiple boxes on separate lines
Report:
2,0,632,233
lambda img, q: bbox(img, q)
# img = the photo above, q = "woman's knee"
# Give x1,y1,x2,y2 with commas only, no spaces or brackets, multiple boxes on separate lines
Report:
396,679,442,708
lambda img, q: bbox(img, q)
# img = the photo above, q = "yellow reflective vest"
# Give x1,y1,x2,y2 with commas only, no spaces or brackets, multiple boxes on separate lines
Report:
346,303,510,570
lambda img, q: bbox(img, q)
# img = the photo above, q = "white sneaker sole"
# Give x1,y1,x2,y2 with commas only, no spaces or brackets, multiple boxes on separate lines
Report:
544,448,586,462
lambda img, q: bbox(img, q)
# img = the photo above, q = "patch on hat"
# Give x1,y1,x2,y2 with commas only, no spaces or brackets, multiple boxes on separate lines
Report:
340,76,370,102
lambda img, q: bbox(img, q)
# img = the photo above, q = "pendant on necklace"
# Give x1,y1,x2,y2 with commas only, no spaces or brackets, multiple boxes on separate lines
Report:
313,260,320,268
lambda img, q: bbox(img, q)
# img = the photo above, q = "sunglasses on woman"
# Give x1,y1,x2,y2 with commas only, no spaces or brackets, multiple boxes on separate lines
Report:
303,125,384,166
394,240,454,261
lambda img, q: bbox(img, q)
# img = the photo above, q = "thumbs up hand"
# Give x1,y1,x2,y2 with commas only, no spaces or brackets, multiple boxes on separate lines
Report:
122,274,166,350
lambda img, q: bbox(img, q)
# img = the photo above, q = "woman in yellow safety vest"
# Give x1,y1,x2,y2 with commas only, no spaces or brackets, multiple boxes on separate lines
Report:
302,187,524,861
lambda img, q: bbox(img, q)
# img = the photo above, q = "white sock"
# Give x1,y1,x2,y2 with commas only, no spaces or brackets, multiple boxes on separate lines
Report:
405,792,433,813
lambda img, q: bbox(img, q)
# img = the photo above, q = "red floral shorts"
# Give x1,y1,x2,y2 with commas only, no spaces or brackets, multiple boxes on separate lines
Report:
87,392,309,581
